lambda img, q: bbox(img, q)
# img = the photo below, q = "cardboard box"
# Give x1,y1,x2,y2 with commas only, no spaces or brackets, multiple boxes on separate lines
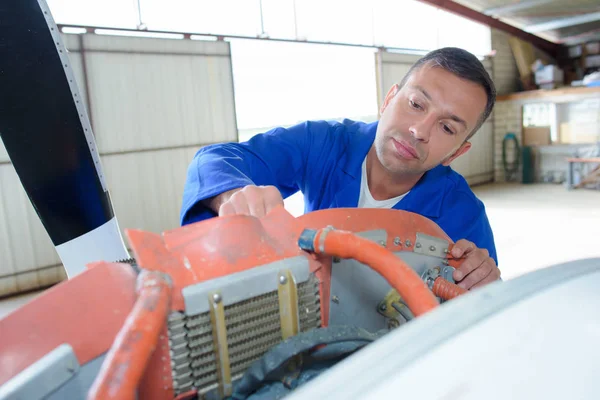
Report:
535,65,563,85
523,126,551,146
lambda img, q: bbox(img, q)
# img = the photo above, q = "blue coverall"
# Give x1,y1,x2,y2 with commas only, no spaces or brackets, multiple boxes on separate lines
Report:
180,119,498,265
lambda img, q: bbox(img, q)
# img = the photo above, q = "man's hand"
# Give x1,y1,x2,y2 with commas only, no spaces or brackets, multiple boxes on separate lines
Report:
204,185,284,218
451,239,500,290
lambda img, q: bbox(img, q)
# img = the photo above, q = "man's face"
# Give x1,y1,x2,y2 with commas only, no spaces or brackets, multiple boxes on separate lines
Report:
374,64,488,177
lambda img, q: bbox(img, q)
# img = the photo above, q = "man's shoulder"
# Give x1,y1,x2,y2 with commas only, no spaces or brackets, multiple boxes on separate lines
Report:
438,166,485,211
303,118,377,137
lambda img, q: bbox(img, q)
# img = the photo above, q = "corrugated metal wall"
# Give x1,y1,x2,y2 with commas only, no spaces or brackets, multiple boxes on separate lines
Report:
0,33,236,297
375,50,495,186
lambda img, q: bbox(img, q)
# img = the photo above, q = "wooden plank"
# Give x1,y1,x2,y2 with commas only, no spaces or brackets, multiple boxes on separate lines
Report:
497,86,600,102
566,157,600,163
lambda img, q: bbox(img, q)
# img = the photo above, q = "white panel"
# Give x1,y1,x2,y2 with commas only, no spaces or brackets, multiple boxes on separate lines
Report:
375,51,421,111
449,121,494,185
82,34,230,57
101,147,200,245
82,37,236,154
0,165,63,297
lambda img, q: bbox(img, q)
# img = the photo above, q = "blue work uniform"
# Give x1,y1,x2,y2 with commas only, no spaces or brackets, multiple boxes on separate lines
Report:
181,119,498,265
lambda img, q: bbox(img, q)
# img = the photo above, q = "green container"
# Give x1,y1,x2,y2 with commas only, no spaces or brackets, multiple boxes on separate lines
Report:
522,146,534,184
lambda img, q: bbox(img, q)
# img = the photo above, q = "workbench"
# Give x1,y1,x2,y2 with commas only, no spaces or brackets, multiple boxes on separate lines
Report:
566,157,600,189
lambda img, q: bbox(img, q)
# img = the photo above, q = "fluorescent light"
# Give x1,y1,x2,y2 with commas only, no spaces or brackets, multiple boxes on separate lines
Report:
61,27,87,34
190,35,219,41
94,29,184,40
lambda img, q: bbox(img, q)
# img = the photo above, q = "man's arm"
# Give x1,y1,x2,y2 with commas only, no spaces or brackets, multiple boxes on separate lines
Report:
180,121,319,225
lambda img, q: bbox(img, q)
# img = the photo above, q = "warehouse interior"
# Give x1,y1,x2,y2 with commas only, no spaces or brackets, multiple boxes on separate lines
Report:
1,1,600,317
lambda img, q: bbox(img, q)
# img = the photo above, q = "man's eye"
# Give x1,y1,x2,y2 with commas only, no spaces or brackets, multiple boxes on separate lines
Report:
409,100,422,110
442,124,455,134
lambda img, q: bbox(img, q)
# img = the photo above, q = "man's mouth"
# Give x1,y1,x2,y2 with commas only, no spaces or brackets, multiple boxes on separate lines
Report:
391,138,419,160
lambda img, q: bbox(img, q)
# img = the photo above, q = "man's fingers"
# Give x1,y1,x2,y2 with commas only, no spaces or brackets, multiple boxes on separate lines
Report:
262,185,284,213
457,260,493,289
244,186,266,217
218,202,236,216
453,254,482,281
229,191,251,216
217,185,284,218
472,266,501,289
450,239,477,259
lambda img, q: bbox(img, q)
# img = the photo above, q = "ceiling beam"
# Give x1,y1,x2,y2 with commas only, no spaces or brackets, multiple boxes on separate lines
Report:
525,11,600,33
483,0,555,17
416,0,561,57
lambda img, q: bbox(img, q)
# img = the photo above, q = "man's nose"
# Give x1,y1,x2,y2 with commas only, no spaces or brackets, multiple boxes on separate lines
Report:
409,116,434,142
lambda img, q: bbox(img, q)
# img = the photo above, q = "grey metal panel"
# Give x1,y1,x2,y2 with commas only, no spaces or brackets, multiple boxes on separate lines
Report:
287,257,600,400
47,354,106,400
0,164,64,297
329,251,446,332
81,34,230,56
79,35,236,155
0,343,79,400
183,256,310,315
100,146,199,237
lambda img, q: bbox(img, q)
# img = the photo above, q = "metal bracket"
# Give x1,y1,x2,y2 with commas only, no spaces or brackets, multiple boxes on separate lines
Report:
208,291,232,398
413,233,450,259
277,269,300,340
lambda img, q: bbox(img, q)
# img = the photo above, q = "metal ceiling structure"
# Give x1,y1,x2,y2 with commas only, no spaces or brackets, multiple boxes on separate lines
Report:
453,0,600,46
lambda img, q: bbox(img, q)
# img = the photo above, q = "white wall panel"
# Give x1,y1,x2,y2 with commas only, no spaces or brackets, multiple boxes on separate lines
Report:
101,147,200,242
0,165,65,297
77,35,236,154
375,51,495,185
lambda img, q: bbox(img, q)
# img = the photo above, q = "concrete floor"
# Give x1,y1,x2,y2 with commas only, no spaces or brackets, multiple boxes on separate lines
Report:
472,183,600,280
1,182,599,319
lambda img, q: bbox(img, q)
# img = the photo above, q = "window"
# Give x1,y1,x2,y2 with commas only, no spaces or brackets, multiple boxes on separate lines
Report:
229,39,379,140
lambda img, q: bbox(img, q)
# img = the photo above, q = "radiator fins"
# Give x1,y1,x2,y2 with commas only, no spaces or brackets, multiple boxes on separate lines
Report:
167,275,321,397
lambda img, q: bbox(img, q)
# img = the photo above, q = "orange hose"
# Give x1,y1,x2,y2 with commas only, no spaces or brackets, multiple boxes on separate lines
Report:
432,277,467,301
309,228,439,317
87,270,172,400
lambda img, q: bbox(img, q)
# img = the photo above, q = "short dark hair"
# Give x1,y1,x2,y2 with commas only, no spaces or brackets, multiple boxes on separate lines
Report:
399,47,496,138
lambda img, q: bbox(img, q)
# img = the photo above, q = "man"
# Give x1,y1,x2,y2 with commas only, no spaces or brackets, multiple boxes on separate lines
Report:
180,47,501,290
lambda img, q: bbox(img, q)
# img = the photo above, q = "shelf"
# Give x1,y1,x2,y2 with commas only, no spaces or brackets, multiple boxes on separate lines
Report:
497,86,600,103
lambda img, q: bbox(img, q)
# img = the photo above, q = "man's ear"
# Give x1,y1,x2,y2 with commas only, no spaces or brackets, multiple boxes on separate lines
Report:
442,141,471,166
380,84,400,115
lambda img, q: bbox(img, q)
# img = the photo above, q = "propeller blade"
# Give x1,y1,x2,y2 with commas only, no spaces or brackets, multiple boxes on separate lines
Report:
0,0,129,277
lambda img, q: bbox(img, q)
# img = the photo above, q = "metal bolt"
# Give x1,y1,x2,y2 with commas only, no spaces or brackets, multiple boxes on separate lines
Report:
434,267,441,274
212,293,221,303
332,295,340,304
380,304,387,311
442,260,449,266
443,248,449,254
394,237,401,246
430,245,436,251
405,239,412,247
415,242,421,248
279,275,287,284
379,240,386,247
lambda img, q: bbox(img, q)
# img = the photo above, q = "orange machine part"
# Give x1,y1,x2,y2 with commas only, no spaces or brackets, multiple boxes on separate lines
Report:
126,206,461,325
138,324,178,400
87,270,172,400
432,276,468,300
0,262,138,387
309,228,440,316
